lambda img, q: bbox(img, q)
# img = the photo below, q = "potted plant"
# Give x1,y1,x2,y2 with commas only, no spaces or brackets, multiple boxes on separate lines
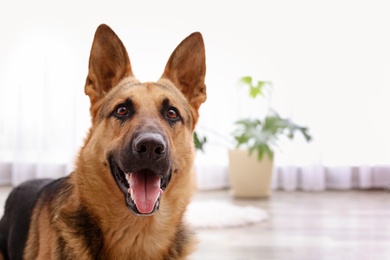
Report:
229,76,312,197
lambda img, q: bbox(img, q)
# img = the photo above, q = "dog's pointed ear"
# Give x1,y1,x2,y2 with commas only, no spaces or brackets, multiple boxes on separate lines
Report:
161,32,207,113
85,24,133,104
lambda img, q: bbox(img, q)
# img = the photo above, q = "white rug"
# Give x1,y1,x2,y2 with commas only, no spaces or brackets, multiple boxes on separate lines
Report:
185,200,268,229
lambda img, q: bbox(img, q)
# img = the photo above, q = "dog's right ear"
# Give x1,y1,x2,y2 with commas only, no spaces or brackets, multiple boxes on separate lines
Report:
85,24,134,105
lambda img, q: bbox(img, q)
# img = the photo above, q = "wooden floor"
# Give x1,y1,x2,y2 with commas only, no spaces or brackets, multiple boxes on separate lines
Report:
1,186,389,260
191,189,390,260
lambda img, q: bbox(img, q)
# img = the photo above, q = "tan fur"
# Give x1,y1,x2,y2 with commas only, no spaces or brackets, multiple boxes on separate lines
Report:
22,24,206,259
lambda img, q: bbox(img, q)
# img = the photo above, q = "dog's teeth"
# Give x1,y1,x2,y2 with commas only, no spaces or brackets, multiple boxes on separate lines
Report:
130,188,135,200
125,173,131,181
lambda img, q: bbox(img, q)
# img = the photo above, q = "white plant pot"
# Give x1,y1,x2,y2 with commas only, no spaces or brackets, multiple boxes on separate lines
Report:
228,149,274,198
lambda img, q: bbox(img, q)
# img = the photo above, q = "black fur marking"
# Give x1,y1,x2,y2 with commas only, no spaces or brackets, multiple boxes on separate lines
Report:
56,235,75,260
164,223,192,260
62,205,105,259
0,178,53,260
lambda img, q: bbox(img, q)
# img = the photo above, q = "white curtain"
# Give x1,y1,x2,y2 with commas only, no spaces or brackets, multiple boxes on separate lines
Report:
0,26,90,186
1,1,390,189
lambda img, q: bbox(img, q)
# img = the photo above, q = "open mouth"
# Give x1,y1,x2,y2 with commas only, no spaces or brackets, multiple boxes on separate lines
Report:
109,157,171,216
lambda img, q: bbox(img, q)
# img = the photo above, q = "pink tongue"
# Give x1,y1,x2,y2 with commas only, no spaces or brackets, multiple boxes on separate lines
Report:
128,172,163,214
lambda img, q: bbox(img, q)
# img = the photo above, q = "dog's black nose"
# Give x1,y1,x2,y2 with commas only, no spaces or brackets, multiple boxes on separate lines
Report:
133,133,167,160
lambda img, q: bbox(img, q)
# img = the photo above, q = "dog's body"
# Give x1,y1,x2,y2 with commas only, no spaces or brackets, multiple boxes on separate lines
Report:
0,24,206,259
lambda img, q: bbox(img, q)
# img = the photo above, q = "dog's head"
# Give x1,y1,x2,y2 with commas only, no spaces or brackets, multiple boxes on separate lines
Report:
81,24,206,216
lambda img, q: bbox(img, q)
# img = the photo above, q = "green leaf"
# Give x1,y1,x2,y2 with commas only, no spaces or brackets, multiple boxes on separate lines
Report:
194,132,207,152
264,145,274,160
239,76,271,99
240,76,253,85
256,144,265,161
301,128,312,142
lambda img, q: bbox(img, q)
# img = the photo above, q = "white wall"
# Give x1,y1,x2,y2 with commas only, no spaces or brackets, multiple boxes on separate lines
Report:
1,0,390,169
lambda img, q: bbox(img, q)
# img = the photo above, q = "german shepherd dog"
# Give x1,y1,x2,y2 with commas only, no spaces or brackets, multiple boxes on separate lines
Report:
0,24,206,259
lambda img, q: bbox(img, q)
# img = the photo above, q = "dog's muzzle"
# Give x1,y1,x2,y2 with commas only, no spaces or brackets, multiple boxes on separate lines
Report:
109,132,171,216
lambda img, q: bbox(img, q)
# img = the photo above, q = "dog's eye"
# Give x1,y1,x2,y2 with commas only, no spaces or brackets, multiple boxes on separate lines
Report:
161,101,182,126
116,106,128,116
166,108,178,119
111,99,134,121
